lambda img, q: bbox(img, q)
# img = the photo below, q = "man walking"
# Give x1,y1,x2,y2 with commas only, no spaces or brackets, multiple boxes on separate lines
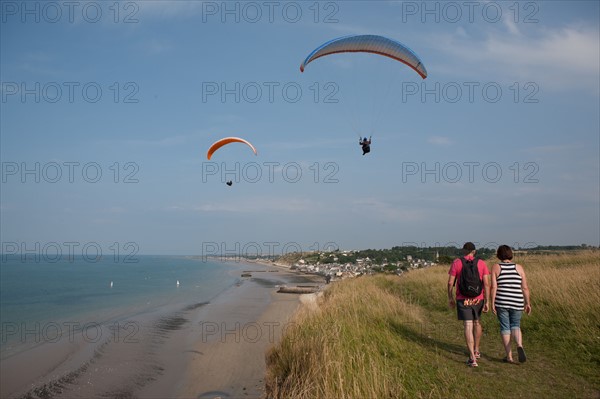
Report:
447,242,490,367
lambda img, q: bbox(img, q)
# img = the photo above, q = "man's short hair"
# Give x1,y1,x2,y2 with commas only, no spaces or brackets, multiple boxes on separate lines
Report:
462,242,476,253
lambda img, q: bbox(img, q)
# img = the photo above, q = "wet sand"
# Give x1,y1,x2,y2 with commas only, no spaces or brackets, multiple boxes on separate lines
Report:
0,263,322,399
172,266,322,399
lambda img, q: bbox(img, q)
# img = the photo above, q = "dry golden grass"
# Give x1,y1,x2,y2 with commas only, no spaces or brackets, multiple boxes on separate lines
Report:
266,277,436,398
514,251,600,367
266,251,600,399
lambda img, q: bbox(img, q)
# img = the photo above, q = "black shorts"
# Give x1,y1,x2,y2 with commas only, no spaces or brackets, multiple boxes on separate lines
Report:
457,299,484,321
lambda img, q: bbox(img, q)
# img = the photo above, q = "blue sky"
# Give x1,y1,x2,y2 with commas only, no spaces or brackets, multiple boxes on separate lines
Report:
1,1,599,256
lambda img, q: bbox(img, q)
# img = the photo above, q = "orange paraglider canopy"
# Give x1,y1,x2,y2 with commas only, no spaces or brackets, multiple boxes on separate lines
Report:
206,137,258,160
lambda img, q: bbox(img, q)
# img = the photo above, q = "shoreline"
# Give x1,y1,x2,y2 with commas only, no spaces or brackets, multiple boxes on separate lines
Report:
174,264,323,399
201,255,294,269
0,261,323,399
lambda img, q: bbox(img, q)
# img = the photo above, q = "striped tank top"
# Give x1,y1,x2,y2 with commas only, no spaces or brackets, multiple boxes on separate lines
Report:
495,263,524,310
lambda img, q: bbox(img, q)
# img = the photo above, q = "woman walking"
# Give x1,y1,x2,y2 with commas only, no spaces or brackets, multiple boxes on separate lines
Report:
491,245,531,363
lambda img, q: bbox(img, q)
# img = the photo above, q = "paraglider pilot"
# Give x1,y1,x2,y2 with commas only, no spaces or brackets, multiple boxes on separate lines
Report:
359,136,371,155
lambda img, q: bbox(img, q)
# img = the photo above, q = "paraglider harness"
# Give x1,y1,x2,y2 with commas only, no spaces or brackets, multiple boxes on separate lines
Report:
360,136,372,155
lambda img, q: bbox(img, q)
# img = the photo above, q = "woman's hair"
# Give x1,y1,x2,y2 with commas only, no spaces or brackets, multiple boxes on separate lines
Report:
496,245,513,260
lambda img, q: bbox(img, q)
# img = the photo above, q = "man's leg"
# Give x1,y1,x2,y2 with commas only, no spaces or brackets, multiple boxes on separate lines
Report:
473,320,482,356
463,320,475,361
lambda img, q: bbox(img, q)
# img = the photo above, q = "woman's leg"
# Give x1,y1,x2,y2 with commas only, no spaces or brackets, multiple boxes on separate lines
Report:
509,309,526,362
496,308,513,360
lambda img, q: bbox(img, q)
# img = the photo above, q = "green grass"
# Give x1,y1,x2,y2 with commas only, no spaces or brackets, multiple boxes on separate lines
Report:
266,251,600,398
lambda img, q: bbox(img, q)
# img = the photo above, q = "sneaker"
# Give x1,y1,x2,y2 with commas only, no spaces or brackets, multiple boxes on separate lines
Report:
466,358,478,367
474,350,481,359
517,347,527,363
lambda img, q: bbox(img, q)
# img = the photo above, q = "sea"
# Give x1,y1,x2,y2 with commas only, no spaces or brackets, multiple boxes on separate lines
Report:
0,255,251,398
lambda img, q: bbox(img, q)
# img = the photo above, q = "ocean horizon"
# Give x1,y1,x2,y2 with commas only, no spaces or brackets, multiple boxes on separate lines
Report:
0,254,313,399
0,255,247,357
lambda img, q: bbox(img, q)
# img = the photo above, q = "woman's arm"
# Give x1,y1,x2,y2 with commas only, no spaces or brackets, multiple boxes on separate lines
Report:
490,263,499,314
517,264,532,315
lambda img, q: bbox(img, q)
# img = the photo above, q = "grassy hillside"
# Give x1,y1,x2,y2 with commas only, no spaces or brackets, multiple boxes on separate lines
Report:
265,251,600,398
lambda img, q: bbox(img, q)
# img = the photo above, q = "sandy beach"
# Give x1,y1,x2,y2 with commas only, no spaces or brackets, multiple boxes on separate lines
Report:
0,262,323,399
173,265,323,399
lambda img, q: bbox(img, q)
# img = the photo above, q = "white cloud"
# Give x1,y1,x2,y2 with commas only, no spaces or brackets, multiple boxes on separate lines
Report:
96,135,188,147
329,58,356,70
503,16,521,36
144,39,172,55
486,27,598,73
427,136,452,146
12,52,64,78
524,143,583,154
138,1,205,18
264,137,349,151
189,197,319,214
428,25,600,94
350,198,426,222
327,23,373,36
90,218,119,225
105,206,127,214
